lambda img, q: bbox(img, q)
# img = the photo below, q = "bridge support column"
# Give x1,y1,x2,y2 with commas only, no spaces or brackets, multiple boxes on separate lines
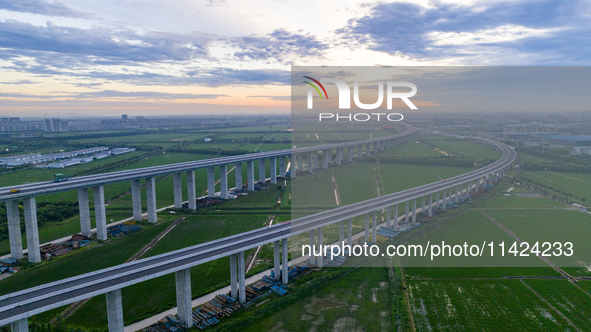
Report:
173,172,183,208
145,178,157,224
274,240,280,280
364,213,369,241
394,205,399,231
11,318,28,332
220,165,228,199
347,219,352,246
230,253,237,299
78,188,91,237
235,163,242,190
187,170,196,210
421,196,425,213
6,200,23,260
297,154,304,173
386,206,391,228
106,289,124,332
175,268,193,328
336,148,342,165
279,157,286,177
405,201,409,223
436,192,440,208
131,179,143,220
247,161,255,192
373,142,378,154
348,146,353,162
93,186,108,240
317,228,323,268
372,211,377,242
366,143,371,156
428,194,433,217
323,150,329,169
258,159,266,183
308,152,314,173
282,238,289,284
270,157,277,184
412,199,417,223
207,167,216,198
357,145,363,159
238,251,246,303
309,230,315,264
339,220,344,249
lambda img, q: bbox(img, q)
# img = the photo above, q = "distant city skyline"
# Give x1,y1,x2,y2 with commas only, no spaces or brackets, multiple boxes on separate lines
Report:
0,0,590,116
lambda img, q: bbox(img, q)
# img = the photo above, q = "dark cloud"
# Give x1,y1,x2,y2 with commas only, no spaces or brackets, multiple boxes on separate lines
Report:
341,0,591,64
186,68,290,87
0,0,87,17
233,29,328,61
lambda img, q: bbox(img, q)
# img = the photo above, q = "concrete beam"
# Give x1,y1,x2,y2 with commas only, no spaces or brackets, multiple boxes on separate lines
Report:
187,170,196,210
270,157,277,184
93,186,108,240
220,165,228,199
173,172,183,208
106,289,124,332
230,254,237,299
207,167,216,198
247,161,255,192
274,241,280,280
11,318,28,332
78,188,91,237
282,238,288,284
131,179,142,220
279,157,286,177
234,163,242,191
238,251,246,303
6,200,23,260
175,268,193,328
145,178,157,224
258,159,266,183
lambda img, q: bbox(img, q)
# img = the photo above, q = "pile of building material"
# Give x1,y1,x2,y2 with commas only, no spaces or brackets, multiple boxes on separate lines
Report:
107,223,142,237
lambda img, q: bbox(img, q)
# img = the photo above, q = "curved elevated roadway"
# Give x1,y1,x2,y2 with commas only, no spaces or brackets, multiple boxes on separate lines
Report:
0,134,514,328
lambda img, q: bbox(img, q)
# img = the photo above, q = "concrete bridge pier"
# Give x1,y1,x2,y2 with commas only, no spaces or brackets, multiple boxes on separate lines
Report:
339,220,344,249
282,238,289,284
175,268,193,328
145,178,157,224
309,230,316,265
258,159,265,183
93,186,108,239
238,251,246,303
405,201,409,223
364,213,369,241
366,143,371,156
230,254,237,299
386,206,391,228
131,180,143,220
106,289,124,332
372,211,377,242
322,149,329,169
187,170,196,210
220,165,228,199
436,192,440,208
297,154,304,174
336,148,342,165
11,318,28,332
274,241,280,281
247,161,255,192
317,228,323,268
347,146,353,162
6,200,22,260
207,167,216,198
173,172,183,208
412,199,417,223
234,163,242,191
357,145,363,159
78,188,92,237
394,205,399,231
308,152,314,173
279,157,286,177
270,157,277,184
373,142,378,154
347,219,353,246
428,194,433,217
421,196,425,213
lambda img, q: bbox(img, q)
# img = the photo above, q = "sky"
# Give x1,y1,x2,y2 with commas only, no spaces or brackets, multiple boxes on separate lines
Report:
0,0,590,117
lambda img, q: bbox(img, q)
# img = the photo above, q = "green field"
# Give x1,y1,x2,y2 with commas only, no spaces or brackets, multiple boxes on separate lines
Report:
480,193,566,208
519,170,591,202
424,139,502,161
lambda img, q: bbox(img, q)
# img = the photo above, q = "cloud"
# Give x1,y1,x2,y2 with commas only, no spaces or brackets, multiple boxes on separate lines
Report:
0,90,229,100
0,79,40,84
0,0,87,18
232,29,328,61
248,95,291,101
341,0,591,64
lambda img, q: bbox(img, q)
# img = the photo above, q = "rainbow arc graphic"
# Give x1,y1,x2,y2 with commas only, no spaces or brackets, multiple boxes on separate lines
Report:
303,76,328,100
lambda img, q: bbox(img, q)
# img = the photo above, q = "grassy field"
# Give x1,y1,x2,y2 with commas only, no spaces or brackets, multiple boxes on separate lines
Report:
519,170,591,202
407,279,570,331
425,139,503,161
382,140,442,157
480,193,566,208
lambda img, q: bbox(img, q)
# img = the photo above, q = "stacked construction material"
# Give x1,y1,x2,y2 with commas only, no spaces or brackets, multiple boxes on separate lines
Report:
192,294,240,329
40,243,71,258
107,223,142,237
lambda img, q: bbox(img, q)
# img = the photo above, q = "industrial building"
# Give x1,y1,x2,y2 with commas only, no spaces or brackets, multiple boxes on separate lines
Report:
533,134,591,147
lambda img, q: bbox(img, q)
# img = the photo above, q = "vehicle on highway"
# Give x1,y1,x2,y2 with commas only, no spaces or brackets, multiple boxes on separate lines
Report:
9,189,21,193
52,173,69,183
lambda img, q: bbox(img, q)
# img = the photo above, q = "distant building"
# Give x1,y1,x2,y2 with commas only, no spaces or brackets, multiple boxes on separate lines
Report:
534,134,591,147
122,114,128,120
45,118,69,132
